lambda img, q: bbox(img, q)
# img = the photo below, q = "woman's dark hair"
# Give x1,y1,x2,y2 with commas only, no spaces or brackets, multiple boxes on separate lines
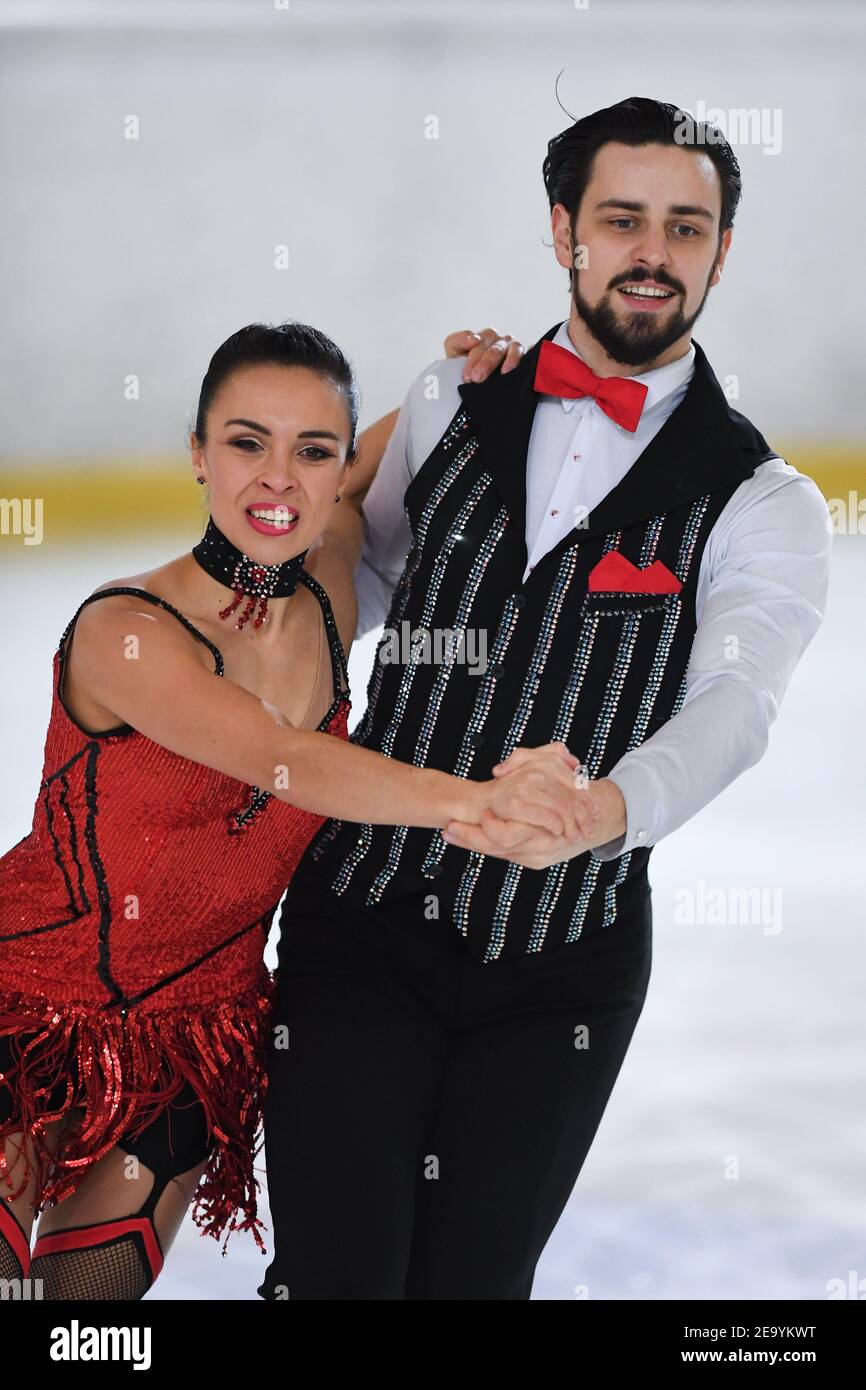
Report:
543,96,743,283
192,320,360,456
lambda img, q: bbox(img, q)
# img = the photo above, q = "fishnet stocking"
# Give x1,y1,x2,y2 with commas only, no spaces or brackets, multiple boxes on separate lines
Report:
30,1215,163,1300
0,1202,30,1284
0,1231,25,1282
31,1232,154,1300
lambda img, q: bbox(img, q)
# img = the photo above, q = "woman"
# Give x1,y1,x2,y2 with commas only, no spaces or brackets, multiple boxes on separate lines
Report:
0,320,595,1299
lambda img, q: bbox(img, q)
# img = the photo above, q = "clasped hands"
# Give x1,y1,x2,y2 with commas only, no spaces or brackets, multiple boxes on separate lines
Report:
443,742,627,871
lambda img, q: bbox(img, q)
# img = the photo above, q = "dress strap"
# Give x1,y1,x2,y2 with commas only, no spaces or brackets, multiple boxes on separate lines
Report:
61,586,225,676
297,570,350,702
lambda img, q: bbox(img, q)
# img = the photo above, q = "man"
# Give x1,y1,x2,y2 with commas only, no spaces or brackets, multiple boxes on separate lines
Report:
258,96,831,1300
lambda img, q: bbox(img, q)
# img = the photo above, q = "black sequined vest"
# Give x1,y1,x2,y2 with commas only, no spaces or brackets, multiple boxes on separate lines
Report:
298,325,776,964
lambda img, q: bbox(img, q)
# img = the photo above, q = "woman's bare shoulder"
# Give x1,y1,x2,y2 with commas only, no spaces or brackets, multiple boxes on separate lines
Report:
87,556,186,605
72,560,203,652
62,563,202,730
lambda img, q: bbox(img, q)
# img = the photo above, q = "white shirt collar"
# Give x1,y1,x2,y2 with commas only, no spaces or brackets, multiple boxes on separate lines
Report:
550,319,695,418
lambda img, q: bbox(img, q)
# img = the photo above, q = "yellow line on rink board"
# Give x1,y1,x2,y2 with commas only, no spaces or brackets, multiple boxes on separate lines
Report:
0,445,864,540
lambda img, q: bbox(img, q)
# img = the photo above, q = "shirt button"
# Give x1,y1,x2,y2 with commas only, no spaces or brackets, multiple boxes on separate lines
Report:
635,828,647,843
550,508,559,517
425,863,444,877
511,592,526,608
489,662,504,678
573,454,581,462
468,732,485,748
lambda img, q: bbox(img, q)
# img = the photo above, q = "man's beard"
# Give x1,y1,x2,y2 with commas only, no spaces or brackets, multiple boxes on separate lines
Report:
572,264,716,368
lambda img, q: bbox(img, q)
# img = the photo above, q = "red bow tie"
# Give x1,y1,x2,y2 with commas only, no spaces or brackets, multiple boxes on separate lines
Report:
533,338,649,433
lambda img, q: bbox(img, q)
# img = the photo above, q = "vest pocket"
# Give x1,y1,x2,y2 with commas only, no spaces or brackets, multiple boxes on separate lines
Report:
566,591,685,772
581,590,681,618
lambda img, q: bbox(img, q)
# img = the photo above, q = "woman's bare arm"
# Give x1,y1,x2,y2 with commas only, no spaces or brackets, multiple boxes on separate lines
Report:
69,597,590,839
344,409,401,509
321,408,399,572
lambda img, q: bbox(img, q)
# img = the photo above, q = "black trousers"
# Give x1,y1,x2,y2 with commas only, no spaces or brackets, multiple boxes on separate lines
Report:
258,867,652,1301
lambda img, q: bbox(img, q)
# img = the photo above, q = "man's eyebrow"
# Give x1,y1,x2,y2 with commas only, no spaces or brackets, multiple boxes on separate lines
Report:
224,419,341,442
669,203,715,221
594,197,715,221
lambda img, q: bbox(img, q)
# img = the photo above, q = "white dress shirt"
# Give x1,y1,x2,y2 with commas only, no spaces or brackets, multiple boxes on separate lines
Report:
525,322,695,581
353,323,832,860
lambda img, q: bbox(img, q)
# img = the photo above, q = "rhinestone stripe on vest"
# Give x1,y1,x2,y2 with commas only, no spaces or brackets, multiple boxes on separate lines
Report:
527,498,708,959
449,499,708,961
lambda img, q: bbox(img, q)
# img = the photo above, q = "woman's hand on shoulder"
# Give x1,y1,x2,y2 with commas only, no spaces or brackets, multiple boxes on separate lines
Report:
443,327,525,382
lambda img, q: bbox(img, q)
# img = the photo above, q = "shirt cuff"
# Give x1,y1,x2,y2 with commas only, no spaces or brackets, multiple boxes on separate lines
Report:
590,762,660,861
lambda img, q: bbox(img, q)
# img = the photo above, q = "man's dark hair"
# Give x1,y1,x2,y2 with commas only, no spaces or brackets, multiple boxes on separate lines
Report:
543,96,742,284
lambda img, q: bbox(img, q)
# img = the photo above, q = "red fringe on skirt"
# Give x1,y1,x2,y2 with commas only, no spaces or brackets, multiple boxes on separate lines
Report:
0,975,277,1256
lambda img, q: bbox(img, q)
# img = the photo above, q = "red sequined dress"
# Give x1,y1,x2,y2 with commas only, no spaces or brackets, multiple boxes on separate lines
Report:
0,574,350,1254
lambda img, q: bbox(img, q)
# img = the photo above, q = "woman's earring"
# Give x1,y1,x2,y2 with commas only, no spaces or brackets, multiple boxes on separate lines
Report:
334,493,342,502
196,476,205,485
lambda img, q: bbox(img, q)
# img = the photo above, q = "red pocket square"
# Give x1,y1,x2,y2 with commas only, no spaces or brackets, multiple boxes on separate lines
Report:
588,551,682,595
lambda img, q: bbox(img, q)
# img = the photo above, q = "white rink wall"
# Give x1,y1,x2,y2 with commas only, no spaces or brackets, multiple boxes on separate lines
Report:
0,0,863,464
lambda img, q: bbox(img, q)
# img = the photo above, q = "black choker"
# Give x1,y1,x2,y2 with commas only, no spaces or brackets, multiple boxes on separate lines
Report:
191,516,309,631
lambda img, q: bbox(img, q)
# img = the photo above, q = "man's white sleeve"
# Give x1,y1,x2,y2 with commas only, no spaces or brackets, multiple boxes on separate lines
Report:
353,389,416,641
